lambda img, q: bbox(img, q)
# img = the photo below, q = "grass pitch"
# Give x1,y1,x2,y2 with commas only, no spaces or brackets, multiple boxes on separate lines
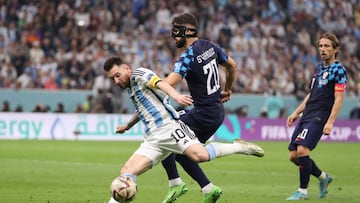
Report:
0,140,359,203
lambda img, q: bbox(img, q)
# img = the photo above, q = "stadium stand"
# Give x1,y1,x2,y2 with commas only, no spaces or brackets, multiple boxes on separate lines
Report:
0,0,359,116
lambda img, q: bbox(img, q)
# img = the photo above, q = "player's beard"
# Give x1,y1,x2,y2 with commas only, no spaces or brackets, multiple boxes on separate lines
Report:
320,53,333,62
175,37,186,48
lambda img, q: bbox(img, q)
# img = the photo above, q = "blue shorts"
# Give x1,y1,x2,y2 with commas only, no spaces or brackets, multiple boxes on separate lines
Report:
179,103,224,143
288,115,327,151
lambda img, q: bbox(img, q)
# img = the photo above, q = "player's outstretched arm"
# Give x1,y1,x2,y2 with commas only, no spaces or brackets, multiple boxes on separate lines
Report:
156,80,193,106
116,112,140,134
164,72,183,87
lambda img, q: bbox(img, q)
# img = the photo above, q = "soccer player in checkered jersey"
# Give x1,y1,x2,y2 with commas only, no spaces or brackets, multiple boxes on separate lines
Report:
161,13,264,203
286,32,347,200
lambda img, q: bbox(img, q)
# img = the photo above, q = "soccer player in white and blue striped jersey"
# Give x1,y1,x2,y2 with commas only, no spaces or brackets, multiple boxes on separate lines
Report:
104,56,263,203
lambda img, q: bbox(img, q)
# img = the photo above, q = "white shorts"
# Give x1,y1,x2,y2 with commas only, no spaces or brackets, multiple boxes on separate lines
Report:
134,120,200,167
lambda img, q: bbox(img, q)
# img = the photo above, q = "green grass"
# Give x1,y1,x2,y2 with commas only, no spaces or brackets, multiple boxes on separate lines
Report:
0,140,359,203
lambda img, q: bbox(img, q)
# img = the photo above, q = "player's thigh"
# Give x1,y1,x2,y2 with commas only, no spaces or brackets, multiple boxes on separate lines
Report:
144,121,201,162
150,120,200,153
121,153,152,176
134,142,170,168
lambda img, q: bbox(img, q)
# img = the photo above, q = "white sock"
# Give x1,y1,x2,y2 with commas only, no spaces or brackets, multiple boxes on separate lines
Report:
318,171,327,181
298,188,308,195
201,183,213,194
169,177,183,187
205,142,246,160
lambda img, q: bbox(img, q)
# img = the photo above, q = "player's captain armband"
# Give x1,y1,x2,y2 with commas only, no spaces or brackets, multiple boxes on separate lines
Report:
334,83,346,92
148,74,161,89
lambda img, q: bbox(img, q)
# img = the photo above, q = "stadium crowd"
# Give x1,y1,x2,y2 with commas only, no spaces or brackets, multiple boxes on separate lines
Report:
0,0,359,113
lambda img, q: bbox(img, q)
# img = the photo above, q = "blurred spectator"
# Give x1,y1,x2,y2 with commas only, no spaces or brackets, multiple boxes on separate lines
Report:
1,100,10,112
350,101,360,119
0,61,17,88
0,0,358,113
55,102,65,113
32,103,50,112
82,94,94,113
43,74,59,90
74,4,90,28
92,88,114,113
14,105,23,112
0,20,9,48
29,40,45,65
111,85,127,113
38,55,58,80
10,47,27,75
74,103,84,113
0,46,10,67
262,91,284,119
101,90,114,113
92,72,111,96
234,105,248,117
16,67,32,88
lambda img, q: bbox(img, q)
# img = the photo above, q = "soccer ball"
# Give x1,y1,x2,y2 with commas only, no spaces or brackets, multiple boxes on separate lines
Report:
110,176,138,202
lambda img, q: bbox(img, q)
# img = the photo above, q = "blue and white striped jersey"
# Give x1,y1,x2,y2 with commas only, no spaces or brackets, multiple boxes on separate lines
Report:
127,67,179,136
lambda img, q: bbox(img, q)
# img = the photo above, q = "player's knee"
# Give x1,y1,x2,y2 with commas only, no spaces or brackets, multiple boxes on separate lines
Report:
289,156,298,164
184,147,209,162
190,153,208,162
296,146,310,156
289,152,298,164
196,152,209,162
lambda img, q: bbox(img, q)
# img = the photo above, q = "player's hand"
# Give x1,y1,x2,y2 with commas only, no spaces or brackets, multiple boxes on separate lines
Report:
173,95,193,106
323,122,333,136
286,113,299,127
220,90,232,103
116,124,129,134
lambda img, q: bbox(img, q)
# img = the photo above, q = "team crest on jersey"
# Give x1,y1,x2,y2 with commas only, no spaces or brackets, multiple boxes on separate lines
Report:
319,79,327,85
319,72,328,85
322,72,328,79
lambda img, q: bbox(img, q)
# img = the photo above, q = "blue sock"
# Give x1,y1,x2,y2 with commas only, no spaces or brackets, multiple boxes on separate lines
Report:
122,173,137,182
205,144,217,160
176,154,210,188
310,158,322,177
298,156,311,189
161,153,179,180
